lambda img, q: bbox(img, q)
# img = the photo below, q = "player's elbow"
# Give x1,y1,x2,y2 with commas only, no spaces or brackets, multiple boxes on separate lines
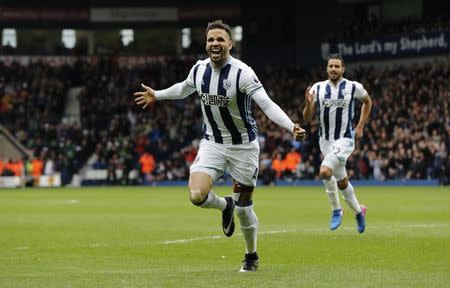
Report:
363,95,372,106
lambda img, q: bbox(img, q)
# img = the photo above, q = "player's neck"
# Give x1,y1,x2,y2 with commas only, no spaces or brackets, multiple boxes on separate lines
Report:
329,77,343,86
210,55,231,70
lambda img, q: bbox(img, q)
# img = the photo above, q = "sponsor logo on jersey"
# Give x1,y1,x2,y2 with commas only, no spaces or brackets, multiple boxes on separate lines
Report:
200,93,230,107
322,99,346,108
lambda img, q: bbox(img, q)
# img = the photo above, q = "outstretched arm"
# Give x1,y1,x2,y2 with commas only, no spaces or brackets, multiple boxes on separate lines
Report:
355,94,372,139
252,88,306,141
302,86,316,122
134,81,196,109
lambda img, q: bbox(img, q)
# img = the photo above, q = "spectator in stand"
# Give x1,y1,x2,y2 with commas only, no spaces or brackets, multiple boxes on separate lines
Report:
271,151,285,179
2,160,15,176
3,159,24,176
31,156,44,179
284,147,302,179
138,151,156,184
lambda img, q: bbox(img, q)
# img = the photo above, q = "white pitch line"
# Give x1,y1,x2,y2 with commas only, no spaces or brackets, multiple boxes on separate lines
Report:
161,235,223,244
160,229,290,245
15,246,29,250
13,224,446,251
44,200,79,205
87,243,110,248
303,223,449,232
154,224,450,245
403,224,448,228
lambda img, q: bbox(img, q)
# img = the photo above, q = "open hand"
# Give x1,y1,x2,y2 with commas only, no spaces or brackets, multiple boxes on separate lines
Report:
134,83,156,109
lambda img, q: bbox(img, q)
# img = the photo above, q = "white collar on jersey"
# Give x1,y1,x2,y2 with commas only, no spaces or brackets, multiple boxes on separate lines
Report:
327,77,347,88
211,55,232,70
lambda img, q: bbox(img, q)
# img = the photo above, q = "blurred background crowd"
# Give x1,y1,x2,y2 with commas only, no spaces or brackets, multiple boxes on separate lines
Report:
0,0,448,186
1,54,448,185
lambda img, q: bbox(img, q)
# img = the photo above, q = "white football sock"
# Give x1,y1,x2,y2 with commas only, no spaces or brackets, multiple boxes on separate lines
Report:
200,190,227,210
340,182,361,214
236,204,258,254
323,176,341,210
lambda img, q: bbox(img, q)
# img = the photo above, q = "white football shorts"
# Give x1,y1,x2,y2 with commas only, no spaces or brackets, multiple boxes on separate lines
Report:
319,137,355,181
190,139,260,187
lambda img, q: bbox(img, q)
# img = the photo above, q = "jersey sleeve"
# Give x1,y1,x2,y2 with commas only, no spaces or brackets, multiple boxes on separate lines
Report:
239,66,263,96
252,87,295,133
185,61,201,88
353,81,368,100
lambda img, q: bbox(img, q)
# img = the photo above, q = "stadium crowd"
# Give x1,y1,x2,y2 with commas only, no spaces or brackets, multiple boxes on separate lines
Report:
0,56,448,185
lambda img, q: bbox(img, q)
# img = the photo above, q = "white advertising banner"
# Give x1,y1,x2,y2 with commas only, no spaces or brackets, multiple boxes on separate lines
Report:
0,176,21,188
38,174,61,187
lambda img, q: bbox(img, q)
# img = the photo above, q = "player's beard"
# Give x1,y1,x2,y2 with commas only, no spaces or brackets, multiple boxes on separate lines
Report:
209,49,227,66
328,71,342,81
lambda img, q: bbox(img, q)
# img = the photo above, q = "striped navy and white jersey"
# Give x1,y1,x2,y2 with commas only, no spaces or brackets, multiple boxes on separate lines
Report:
185,56,262,145
310,78,367,140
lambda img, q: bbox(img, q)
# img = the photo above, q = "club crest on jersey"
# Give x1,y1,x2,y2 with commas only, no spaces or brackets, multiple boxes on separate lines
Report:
252,75,259,84
223,79,232,90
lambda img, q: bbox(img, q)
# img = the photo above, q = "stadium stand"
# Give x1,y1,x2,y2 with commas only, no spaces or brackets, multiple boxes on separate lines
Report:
0,1,448,186
0,54,448,186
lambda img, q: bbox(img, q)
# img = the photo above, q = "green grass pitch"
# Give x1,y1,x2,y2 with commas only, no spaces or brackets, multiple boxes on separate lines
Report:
0,186,448,287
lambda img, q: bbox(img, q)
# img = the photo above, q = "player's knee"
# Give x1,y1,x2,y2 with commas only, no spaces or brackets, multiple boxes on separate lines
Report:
233,182,254,202
188,172,213,205
337,178,348,190
188,187,207,206
319,167,333,180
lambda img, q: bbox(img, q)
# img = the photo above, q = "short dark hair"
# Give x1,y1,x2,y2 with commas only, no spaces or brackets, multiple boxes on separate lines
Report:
327,53,345,66
206,20,232,41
